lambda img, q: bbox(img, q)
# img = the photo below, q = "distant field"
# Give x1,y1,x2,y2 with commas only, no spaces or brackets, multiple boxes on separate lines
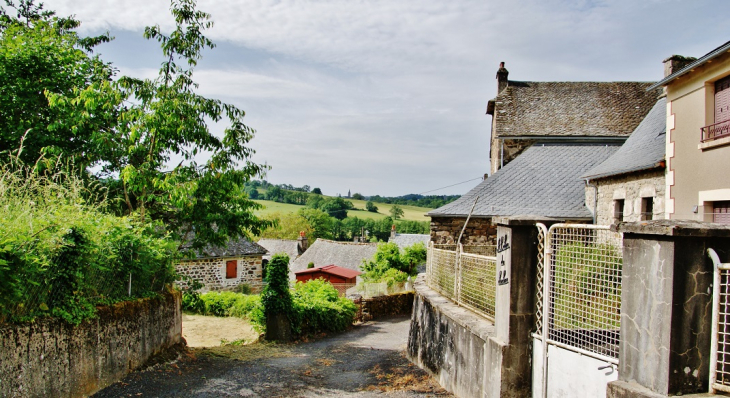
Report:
253,198,431,222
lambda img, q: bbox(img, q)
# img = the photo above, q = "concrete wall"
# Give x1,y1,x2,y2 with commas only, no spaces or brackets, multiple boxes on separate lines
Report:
587,169,666,225
665,50,730,220
0,291,182,398
430,216,497,245
175,255,263,293
609,220,730,397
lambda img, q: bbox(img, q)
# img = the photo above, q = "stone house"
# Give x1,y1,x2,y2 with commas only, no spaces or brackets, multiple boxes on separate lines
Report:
428,63,661,244
581,98,667,225
648,41,730,223
257,233,308,268
289,239,378,280
175,237,267,293
387,225,430,249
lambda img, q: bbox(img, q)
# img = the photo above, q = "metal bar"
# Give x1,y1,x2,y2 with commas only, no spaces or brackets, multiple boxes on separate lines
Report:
712,383,730,394
543,338,620,365
709,248,726,393
540,222,552,398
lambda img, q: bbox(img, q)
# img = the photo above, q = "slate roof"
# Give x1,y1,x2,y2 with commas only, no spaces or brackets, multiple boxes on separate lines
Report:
294,264,362,279
257,239,300,260
389,234,430,249
290,239,378,277
428,143,620,219
180,235,268,259
582,98,666,180
488,81,660,138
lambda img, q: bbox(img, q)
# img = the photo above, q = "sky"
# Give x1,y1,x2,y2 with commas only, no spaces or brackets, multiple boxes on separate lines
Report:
41,0,726,197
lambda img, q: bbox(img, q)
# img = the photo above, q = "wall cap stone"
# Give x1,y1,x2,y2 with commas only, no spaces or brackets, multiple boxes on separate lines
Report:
614,220,730,237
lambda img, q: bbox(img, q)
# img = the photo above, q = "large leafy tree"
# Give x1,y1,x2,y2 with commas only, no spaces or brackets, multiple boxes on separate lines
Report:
45,0,271,249
0,0,112,165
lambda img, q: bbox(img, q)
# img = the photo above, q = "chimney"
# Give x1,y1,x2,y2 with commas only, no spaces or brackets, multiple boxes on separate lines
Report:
663,55,697,78
496,62,509,93
297,231,308,255
390,224,397,239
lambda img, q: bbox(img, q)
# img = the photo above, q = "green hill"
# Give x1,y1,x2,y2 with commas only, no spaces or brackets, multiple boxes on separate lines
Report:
253,198,431,222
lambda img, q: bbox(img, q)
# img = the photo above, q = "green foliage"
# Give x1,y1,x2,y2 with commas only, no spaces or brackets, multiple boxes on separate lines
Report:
182,291,264,327
319,197,353,220
0,158,178,324
42,0,272,249
365,201,378,212
360,242,421,286
307,262,315,269
367,194,461,209
261,253,292,316
298,208,335,240
257,211,313,241
311,187,322,195
351,193,364,200
0,0,113,166
290,279,357,335
553,242,622,329
389,205,404,220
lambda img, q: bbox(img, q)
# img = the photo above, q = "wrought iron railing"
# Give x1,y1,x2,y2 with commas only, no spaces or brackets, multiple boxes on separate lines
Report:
701,119,730,143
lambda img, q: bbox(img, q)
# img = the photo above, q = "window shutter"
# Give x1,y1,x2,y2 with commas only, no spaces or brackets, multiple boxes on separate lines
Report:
226,260,237,279
714,201,730,224
715,77,730,123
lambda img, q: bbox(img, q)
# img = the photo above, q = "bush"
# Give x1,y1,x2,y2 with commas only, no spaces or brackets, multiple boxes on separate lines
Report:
291,279,357,335
360,242,422,286
182,291,264,328
365,201,378,212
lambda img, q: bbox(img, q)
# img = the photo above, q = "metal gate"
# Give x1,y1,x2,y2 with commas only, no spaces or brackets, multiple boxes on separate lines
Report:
532,223,623,398
710,248,730,394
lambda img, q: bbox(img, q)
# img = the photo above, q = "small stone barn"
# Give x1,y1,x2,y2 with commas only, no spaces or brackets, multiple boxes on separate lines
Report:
582,98,667,225
175,237,268,293
289,239,377,280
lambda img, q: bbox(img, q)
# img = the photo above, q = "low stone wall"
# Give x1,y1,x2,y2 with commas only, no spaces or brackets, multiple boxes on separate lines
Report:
175,255,263,293
0,290,182,398
357,292,414,322
408,276,507,398
430,216,497,245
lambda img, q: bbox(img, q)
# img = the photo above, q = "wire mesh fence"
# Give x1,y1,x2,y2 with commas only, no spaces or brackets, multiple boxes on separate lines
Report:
542,224,623,361
427,242,497,321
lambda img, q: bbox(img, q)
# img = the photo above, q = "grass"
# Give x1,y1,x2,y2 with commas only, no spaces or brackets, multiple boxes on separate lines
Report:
253,199,431,222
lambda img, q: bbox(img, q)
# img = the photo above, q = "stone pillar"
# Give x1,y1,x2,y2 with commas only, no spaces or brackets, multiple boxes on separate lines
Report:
494,216,552,396
608,220,730,397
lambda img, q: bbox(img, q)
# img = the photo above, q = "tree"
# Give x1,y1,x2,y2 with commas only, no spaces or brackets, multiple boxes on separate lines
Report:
0,0,113,165
46,0,272,249
298,208,334,240
365,201,378,213
352,192,364,200
320,197,352,220
311,187,322,195
258,212,313,241
389,205,404,220
261,253,292,341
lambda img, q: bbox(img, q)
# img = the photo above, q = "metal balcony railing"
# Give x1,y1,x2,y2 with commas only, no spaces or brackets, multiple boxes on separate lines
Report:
702,119,730,143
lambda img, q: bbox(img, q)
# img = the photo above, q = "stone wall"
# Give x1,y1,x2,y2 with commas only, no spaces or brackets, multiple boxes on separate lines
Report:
175,255,263,293
490,138,535,174
587,169,665,225
0,291,182,398
356,292,414,322
430,216,497,245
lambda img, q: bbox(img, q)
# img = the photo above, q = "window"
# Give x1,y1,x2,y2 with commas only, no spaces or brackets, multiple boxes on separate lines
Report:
715,201,730,224
641,197,654,221
226,260,237,279
614,199,625,222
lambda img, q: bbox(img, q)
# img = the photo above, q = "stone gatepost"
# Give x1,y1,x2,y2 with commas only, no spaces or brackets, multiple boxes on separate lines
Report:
493,216,556,396
608,220,730,397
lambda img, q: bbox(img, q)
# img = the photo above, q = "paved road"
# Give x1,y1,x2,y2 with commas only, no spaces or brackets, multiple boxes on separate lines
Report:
94,316,452,398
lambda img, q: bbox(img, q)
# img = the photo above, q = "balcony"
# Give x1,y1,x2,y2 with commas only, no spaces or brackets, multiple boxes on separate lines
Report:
701,119,730,143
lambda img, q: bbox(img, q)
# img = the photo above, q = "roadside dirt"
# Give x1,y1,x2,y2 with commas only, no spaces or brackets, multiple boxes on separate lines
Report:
94,316,452,397
182,314,259,347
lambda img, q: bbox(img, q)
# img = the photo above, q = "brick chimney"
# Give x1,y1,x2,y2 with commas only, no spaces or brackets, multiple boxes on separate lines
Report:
496,62,509,93
390,224,397,239
297,231,308,255
663,55,697,78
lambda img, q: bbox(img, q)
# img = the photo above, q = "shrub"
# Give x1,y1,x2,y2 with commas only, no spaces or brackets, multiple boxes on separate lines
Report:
365,201,378,212
291,279,357,335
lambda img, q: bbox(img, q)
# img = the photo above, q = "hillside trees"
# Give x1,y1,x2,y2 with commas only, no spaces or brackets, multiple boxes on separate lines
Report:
43,0,271,249
365,201,378,212
389,204,404,220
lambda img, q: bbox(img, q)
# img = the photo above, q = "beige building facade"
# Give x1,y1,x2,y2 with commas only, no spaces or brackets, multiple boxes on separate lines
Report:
653,44,730,223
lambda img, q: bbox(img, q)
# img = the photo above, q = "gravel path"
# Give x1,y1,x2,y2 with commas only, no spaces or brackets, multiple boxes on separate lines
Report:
93,316,452,397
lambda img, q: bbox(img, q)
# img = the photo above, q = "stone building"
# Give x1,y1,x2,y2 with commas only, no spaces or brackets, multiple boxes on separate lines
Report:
428,63,661,244
289,239,378,280
649,41,730,223
582,98,667,225
175,237,267,293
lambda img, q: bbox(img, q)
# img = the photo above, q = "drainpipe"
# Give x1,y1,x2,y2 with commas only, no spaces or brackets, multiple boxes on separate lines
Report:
585,179,598,224
500,140,504,169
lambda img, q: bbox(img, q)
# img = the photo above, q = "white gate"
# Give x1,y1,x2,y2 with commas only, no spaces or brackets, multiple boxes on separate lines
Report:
709,248,730,394
532,223,623,398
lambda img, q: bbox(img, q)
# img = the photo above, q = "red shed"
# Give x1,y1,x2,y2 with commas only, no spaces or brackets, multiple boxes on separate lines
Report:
294,264,361,285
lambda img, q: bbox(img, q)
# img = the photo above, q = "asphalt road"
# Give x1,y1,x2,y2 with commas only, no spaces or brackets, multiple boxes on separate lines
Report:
93,316,452,398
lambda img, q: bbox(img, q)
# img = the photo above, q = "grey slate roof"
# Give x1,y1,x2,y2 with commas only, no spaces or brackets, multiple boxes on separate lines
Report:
428,143,620,219
488,81,660,138
290,239,378,277
582,98,666,180
389,234,430,249
181,236,268,259
257,239,300,260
